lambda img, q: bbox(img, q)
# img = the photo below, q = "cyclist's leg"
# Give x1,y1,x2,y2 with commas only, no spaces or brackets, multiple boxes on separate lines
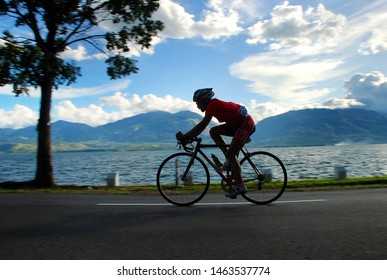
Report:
228,116,255,188
227,140,244,186
209,124,234,156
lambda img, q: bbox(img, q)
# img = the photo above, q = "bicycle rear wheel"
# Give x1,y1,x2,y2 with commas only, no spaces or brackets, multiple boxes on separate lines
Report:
240,151,287,204
156,152,210,206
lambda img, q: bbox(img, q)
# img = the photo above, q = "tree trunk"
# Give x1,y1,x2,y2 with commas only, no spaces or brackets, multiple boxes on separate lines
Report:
35,80,55,187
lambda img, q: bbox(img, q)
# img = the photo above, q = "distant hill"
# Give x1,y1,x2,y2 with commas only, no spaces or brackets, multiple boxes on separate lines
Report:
93,111,208,143
1,108,387,152
0,111,211,151
252,108,387,146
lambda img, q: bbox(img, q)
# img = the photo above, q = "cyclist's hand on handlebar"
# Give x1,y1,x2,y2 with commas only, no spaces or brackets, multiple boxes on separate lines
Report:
176,131,184,141
176,131,196,146
176,131,188,145
176,131,186,142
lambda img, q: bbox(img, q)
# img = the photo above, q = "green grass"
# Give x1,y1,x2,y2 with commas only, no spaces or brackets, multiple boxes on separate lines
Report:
286,176,387,191
0,182,159,194
1,176,387,194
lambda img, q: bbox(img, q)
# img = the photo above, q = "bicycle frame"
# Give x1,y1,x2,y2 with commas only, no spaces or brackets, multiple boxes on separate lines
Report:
180,138,262,185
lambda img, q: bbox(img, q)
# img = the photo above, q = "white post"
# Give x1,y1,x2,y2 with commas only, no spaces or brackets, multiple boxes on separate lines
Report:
262,169,272,182
106,171,120,187
334,166,347,179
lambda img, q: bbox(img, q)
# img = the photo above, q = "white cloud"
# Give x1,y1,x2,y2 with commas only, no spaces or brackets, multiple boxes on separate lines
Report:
0,84,16,96
61,45,91,61
358,29,387,56
0,105,38,129
229,2,349,108
0,84,40,97
52,92,199,127
54,80,131,100
195,0,243,40
53,101,118,126
344,71,387,112
60,45,107,61
247,100,286,122
230,51,342,106
0,79,131,100
223,0,265,23
246,1,346,55
155,0,243,40
155,0,195,39
349,1,387,55
247,96,364,124
100,92,196,114
322,98,363,109
227,0,387,114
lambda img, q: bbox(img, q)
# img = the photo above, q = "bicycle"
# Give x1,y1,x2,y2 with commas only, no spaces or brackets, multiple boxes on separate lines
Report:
156,137,287,206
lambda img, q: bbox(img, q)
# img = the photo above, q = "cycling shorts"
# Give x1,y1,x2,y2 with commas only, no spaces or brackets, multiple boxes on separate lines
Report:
234,115,255,144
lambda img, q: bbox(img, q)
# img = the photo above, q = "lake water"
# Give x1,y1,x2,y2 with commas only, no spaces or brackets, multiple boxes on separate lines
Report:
1,144,387,186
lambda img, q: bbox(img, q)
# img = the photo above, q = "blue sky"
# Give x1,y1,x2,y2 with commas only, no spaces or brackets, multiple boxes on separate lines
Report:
1,0,387,129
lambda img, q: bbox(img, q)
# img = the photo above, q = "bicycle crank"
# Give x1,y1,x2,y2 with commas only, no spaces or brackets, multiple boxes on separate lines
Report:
220,176,235,192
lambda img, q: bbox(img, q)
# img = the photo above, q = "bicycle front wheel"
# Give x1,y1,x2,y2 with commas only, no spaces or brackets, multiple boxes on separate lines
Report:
240,151,287,204
156,152,210,206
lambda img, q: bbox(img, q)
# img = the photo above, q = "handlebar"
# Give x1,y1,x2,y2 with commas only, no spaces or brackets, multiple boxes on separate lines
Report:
176,137,201,152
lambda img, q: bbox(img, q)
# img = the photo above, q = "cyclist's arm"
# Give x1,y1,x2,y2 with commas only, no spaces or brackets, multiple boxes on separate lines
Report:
183,114,212,140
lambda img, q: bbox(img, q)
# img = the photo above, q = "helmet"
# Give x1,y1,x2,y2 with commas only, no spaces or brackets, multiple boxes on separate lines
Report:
193,88,214,102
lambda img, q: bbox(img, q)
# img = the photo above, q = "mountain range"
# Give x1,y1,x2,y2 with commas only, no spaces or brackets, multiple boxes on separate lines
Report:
255,108,387,146
0,111,211,152
1,108,387,152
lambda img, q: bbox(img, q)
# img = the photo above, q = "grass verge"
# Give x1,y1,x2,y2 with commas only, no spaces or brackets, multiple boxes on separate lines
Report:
286,176,387,191
0,176,387,194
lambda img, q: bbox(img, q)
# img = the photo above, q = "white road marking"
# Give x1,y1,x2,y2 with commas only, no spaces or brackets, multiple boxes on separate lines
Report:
97,199,327,206
274,199,327,204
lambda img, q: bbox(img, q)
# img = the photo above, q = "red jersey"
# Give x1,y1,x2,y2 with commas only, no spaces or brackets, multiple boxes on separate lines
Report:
206,99,250,128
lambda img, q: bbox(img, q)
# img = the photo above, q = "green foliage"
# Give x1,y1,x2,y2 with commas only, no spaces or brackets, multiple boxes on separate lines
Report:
0,0,164,94
0,34,81,95
106,55,138,79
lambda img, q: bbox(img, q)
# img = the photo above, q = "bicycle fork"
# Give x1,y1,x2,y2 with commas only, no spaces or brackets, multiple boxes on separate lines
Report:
180,142,202,183
180,155,195,183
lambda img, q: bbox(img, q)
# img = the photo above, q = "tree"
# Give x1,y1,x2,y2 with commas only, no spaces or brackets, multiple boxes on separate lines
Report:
0,0,163,187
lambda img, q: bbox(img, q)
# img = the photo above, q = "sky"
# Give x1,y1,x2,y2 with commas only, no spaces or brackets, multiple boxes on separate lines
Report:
1,0,387,129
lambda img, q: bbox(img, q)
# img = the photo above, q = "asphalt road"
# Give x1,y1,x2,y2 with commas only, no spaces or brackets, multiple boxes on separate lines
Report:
0,188,386,260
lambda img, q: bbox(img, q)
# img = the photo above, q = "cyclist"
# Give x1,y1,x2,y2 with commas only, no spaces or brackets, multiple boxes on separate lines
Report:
176,88,255,198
